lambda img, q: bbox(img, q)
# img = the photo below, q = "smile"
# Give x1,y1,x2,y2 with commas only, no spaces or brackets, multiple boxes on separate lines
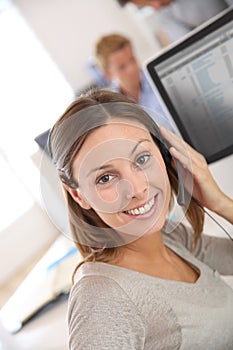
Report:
123,196,156,216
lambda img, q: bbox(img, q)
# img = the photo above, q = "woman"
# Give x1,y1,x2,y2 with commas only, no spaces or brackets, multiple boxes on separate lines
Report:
49,89,233,349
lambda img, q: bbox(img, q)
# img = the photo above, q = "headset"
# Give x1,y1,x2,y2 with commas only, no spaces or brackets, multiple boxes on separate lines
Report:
153,124,233,242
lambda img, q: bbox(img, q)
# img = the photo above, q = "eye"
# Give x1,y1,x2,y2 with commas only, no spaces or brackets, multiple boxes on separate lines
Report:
96,173,115,185
135,153,151,167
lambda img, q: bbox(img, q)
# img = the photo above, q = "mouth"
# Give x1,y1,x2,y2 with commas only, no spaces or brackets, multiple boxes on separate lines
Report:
123,195,158,217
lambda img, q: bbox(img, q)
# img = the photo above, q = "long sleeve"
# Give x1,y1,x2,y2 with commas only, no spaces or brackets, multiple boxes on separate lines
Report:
193,234,233,275
166,223,233,275
68,275,145,350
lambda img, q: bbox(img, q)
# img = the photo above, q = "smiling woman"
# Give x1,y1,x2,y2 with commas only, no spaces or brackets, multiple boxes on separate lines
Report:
71,121,171,240
49,89,200,250
49,88,233,349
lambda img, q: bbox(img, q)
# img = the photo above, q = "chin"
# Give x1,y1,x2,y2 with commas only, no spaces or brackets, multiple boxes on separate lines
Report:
142,211,167,237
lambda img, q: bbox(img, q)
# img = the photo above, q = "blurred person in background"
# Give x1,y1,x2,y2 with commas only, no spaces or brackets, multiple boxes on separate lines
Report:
95,33,167,119
117,0,233,46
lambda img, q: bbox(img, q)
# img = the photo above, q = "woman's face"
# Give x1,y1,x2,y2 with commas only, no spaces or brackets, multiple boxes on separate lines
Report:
71,120,171,241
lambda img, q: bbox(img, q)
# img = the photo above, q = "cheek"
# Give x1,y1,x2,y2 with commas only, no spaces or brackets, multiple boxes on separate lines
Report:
160,165,171,209
145,156,171,215
82,182,119,213
96,211,121,228
84,178,134,215
97,187,118,202
145,156,169,190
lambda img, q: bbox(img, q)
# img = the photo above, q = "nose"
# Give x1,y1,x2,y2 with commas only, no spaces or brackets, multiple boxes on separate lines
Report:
124,167,148,200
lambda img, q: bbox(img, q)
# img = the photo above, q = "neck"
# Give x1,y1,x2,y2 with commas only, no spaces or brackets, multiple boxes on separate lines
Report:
117,231,171,265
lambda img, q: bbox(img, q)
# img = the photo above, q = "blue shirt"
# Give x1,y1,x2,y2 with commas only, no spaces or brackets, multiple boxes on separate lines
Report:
110,71,173,130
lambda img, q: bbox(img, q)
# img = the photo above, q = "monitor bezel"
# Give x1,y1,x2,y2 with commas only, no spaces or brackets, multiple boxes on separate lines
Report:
145,7,233,163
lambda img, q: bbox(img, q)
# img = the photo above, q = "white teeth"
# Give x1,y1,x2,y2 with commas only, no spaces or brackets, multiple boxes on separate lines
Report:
139,207,145,214
125,196,155,216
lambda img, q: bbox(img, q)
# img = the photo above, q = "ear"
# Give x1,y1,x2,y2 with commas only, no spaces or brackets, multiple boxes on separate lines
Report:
63,184,91,210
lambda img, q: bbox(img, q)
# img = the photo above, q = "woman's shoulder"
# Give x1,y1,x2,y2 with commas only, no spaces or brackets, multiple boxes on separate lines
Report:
69,262,133,303
68,264,146,349
68,263,146,332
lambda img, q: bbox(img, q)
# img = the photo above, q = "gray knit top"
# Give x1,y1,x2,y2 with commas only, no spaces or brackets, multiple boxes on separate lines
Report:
68,224,233,349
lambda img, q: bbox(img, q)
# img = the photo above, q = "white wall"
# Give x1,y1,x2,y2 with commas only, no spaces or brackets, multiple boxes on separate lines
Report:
13,0,161,91
0,0,76,286
0,204,59,286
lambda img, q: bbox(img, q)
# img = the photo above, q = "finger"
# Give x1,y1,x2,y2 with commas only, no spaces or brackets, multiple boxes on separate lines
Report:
159,126,192,166
169,146,192,172
160,126,205,163
159,126,187,153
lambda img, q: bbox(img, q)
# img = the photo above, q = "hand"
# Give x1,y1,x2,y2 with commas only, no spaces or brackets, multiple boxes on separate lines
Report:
160,126,233,223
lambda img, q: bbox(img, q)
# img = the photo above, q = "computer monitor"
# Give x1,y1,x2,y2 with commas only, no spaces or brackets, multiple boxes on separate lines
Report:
145,7,233,163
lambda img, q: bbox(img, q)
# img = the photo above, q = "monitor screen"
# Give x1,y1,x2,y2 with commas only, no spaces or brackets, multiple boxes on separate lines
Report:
145,8,233,163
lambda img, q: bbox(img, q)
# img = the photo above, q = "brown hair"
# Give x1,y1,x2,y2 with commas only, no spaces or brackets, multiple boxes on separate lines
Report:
49,88,204,282
95,33,131,71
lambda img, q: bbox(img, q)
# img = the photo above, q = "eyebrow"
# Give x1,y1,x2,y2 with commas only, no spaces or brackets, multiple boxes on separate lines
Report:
87,163,114,177
87,139,151,177
130,138,151,156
